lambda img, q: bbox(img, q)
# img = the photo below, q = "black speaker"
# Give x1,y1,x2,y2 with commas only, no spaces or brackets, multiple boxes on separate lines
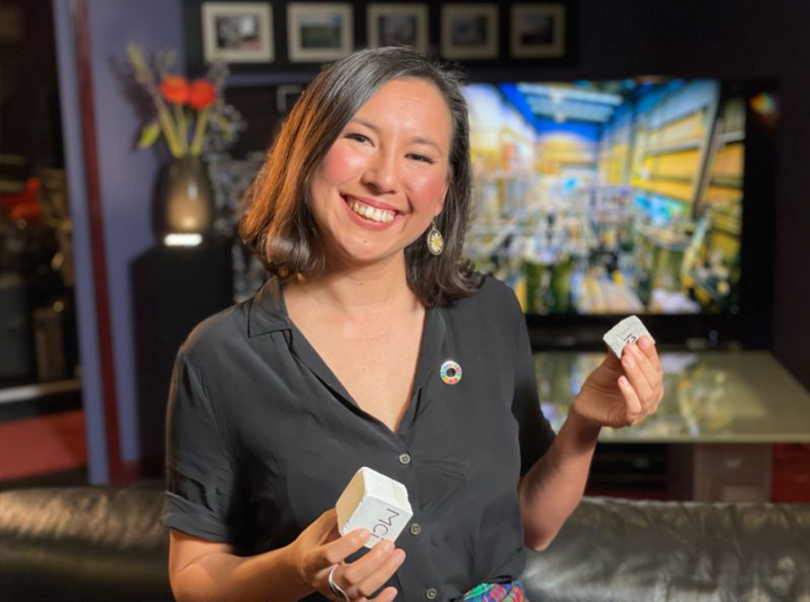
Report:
131,237,234,477
0,272,35,385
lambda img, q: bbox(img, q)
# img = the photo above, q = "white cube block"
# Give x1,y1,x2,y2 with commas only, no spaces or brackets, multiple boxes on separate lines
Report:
336,467,413,549
603,315,655,358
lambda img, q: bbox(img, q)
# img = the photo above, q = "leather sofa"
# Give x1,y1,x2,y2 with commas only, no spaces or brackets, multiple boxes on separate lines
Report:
1,485,808,602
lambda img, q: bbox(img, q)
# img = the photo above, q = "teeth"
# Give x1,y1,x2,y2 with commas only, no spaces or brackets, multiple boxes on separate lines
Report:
348,198,396,223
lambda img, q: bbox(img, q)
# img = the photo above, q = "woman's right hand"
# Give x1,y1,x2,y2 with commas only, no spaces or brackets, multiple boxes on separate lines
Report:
286,508,406,602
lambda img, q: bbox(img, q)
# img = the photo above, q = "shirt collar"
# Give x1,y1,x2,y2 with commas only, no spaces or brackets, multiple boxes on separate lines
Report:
247,275,447,352
247,276,292,337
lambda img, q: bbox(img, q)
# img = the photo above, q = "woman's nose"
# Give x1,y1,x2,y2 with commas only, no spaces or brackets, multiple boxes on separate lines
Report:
361,149,399,194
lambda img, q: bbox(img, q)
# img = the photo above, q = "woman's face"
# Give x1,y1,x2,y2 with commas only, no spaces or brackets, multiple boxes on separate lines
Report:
308,77,452,270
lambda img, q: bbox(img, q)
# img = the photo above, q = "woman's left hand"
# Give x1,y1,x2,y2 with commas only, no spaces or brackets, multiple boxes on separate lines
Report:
570,335,664,429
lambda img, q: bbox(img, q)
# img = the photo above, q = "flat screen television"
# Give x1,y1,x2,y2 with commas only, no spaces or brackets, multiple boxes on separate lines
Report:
461,78,778,349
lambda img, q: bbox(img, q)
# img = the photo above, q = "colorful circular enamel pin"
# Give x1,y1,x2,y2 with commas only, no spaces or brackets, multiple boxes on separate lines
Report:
440,360,462,385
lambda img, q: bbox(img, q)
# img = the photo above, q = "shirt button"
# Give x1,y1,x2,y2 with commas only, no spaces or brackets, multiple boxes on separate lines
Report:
399,453,412,465
409,523,422,536
425,588,437,600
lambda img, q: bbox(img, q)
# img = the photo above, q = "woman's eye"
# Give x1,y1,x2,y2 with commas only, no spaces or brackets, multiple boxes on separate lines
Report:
345,132,370,144
409,153,435,164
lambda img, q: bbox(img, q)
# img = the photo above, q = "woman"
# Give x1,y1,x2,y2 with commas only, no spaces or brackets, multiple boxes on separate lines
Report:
164,47,663,602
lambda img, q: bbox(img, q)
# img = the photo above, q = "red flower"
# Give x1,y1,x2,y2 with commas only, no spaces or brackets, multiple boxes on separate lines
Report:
188,79,216,110
160,75,190,104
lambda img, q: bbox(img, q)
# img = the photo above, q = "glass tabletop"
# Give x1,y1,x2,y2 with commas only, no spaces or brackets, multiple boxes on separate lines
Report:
534,350,810,443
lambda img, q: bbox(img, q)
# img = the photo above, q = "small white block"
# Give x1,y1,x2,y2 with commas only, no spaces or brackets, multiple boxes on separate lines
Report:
603,315,655,358
336,467,413,549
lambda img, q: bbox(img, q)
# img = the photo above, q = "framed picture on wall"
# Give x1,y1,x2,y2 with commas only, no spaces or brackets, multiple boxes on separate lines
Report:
441,4,499,60
201,2,274,63
276,84,304,115
287,3,354,63
367,4,429,54
510,4,565,58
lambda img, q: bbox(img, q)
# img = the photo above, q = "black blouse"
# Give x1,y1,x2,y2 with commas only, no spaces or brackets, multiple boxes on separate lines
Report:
163,274,556,601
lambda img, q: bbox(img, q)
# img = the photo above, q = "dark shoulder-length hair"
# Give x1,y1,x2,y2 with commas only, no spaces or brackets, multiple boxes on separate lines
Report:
239,46,483,307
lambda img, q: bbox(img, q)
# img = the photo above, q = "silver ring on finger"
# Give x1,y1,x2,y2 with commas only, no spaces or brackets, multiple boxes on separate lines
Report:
328,564,350,601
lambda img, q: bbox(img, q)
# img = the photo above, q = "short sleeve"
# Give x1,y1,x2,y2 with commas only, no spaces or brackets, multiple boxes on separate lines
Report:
162,350,241,542
510,298,557,477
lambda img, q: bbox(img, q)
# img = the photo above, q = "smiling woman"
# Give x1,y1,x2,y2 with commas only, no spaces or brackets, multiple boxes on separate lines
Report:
163,46,664,602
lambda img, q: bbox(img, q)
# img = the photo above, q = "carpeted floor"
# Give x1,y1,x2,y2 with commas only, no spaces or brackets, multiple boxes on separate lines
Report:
0,409,87,482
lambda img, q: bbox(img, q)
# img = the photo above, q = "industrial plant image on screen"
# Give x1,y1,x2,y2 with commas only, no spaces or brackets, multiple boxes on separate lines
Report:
463,80,769,315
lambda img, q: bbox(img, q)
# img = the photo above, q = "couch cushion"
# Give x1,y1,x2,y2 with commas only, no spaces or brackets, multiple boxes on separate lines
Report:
522,496,810,602
0,486,172,602
3,488,809,602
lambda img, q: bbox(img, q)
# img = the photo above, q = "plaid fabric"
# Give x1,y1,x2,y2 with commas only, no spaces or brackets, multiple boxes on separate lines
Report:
462,580,525,602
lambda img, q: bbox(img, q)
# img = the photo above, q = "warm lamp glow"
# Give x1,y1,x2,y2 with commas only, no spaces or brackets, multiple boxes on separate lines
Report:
164,233,203,247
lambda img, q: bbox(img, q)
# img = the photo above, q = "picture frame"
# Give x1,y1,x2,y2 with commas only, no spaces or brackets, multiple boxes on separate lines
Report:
510,4,566,58
441,4,499,60
201,2,274,63
367,3,429,54
287,3,354,63
276,84,304,115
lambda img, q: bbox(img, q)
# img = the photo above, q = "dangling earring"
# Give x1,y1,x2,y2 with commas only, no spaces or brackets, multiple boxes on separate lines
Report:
427,219,444,256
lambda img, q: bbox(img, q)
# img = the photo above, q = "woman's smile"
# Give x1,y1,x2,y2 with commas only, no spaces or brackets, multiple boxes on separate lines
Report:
342,194,400,223
339,193,403,232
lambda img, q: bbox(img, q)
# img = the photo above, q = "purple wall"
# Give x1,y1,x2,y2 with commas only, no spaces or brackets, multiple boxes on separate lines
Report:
54,0,108,483
54,0,184,482
88,0,185,472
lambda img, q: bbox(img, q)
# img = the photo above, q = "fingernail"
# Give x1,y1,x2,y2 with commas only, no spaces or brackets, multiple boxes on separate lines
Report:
639,337,651,349
359,529,370,541
620,376,630,387
381,540,394,553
